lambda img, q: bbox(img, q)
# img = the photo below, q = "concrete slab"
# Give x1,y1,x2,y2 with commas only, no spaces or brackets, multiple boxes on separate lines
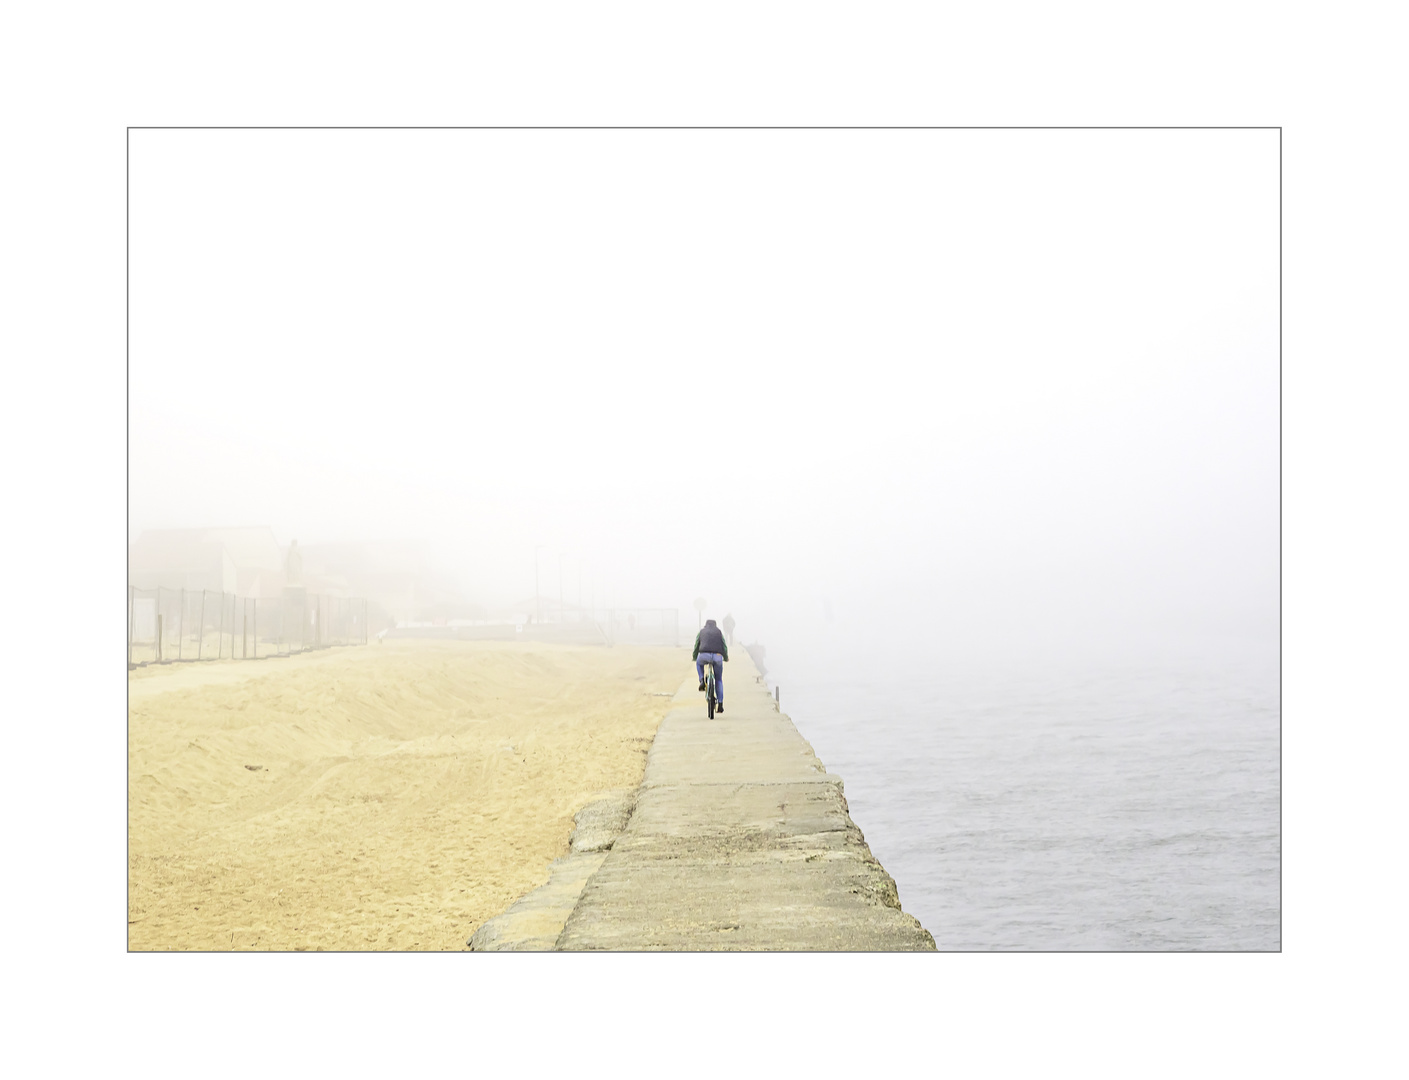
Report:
467,789,636,950
557,650,934,951
467,851,608,951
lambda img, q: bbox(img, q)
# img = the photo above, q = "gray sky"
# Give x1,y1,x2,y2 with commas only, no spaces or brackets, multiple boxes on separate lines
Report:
129,129,1278,658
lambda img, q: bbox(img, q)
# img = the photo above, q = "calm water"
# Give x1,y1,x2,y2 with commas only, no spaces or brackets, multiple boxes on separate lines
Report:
768,642,1280,950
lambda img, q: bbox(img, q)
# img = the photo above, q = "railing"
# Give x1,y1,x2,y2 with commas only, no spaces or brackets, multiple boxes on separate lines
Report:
127,586,368,668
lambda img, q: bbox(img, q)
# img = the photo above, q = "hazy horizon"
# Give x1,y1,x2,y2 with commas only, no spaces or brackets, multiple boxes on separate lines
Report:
129,129,1278,666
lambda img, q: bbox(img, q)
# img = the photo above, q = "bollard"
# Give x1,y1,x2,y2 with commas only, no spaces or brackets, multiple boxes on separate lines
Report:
775,685,780,710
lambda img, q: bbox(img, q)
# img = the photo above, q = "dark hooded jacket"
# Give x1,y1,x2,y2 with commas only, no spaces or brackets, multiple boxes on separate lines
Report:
693,620,728,660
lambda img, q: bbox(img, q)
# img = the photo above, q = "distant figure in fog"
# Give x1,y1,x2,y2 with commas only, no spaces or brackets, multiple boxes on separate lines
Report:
722,613,735,646
693,618,728,711
285,539,303,586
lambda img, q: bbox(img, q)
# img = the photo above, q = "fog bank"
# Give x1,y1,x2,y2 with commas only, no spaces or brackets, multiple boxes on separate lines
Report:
129,130,1278,666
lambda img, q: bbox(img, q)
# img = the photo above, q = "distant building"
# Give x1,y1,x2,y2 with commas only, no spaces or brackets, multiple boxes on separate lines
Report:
201,527,286,596
129,528,465,623
129,526,286,597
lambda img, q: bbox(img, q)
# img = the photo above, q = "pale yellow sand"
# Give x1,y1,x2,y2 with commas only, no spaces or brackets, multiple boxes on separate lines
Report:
128,639,688,950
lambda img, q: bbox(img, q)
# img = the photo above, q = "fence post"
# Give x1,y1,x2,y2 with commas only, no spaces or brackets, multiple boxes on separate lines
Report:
127,586,136,669
157,613,163,662
197,590,207,660
252,598,257,659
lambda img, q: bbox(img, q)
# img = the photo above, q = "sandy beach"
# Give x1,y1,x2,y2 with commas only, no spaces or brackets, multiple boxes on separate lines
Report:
128,639,687,950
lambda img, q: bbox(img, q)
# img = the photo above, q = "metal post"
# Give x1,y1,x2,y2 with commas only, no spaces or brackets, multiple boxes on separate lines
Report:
157,613,164,662
252,598,257,659
128,586,136,668
197,590,207,660
775,685,780,709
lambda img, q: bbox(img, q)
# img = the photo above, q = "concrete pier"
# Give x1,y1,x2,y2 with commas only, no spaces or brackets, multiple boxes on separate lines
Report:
473,649,934,951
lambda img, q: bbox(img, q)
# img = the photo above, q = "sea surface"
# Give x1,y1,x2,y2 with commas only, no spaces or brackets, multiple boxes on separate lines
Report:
766,641,1280,950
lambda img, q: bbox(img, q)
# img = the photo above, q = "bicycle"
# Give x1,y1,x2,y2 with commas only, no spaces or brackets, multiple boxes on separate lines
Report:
703,661,719,719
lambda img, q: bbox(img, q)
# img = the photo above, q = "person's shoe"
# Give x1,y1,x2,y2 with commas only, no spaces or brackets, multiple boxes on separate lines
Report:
698,680,706,691
716,702,724,713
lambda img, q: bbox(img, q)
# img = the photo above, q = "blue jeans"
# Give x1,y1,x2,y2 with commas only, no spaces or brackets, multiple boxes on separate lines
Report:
696,653,724,701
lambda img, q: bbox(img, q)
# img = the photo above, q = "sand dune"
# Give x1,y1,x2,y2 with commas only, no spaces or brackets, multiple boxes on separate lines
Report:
128,639,687,950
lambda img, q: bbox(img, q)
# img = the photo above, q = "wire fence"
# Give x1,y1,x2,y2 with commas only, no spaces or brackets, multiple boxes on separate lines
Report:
127,587,368,668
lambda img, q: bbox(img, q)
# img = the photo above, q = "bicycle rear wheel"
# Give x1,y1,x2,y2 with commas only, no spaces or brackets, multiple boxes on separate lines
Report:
706,673,716,718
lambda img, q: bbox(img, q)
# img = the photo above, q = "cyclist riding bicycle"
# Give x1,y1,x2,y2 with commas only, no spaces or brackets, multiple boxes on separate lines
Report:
693,618,728,713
